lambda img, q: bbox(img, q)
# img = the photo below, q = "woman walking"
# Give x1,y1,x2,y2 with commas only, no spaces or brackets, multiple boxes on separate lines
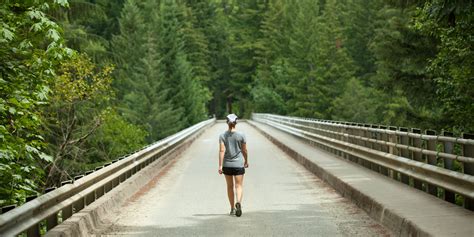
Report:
218,114,248,217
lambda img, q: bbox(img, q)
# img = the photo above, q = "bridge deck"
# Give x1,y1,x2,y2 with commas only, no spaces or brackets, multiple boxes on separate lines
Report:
97,122,390,236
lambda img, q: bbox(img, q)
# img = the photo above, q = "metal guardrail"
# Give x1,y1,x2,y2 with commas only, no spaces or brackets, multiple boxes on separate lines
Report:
0,118,215,236
253,113,474,210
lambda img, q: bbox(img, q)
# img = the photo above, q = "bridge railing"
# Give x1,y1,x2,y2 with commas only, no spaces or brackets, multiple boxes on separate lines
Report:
252,113,474,211
0,118,215,236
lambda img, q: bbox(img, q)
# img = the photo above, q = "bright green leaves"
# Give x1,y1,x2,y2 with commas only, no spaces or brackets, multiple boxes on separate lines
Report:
54,54,113,103
0,0,70,205
27,9,45,20
1,25,14,42
54,0,69,7
39,153,53,162
47,29,61,41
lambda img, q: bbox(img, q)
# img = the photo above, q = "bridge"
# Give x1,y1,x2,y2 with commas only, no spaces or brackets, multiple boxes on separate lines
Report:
0,114,473,236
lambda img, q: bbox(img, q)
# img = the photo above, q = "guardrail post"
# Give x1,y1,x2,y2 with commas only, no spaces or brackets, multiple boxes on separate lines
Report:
462,133,474,210
370,125,381,173
388,126,398,180
46,212,58,232
330,123,337,155
347,124,357,163
26,224,40,237
96,185,105,199
86,191,96,206
399,127,410,185
426,130,438,196
62,204,73,221
343,125,352,160
379,126,389,176
442,131,455,204
335,123,343,157
371,125,380,151
120,172,126,183
105,180,113,193
112,176,120,188
355,126,366,167
363,124,371,149
412,128,423,190
74,197,85,213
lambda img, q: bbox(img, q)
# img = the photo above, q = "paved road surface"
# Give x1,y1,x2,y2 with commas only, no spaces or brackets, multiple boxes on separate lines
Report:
98,122,391,236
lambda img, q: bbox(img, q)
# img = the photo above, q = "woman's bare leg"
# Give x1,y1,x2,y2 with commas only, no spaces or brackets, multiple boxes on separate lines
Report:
234,175,244,204
224,175,235,208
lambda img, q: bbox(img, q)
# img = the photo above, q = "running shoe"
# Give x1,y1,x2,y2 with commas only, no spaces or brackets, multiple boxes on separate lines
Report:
230,208,236,216
235,202,242,217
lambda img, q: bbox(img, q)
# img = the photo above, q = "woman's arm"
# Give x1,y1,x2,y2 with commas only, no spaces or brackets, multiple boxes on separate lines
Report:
242,143,248,168
219,142,225,174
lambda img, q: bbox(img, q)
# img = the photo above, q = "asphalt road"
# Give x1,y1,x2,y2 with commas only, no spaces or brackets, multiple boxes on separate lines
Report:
99,122,391,236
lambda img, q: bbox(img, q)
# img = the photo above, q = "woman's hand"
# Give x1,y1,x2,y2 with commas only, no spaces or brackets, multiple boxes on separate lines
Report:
218,166,223,175
244,162,249,168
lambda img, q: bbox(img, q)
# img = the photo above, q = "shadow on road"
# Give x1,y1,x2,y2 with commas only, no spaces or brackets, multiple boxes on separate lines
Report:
101,204,388,236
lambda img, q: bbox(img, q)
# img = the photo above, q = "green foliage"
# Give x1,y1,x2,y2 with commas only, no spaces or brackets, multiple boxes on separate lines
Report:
111,0,210,141
415,0,474,132
157,0,209,126
42,54,114,186
83,110,147,166
0,0,70,205
226,0,267,117
251,85,286,114
331,78,382,124
202,2,233,118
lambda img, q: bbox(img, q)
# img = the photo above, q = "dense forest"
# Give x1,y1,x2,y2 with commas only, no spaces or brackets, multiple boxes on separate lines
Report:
0,0,472,206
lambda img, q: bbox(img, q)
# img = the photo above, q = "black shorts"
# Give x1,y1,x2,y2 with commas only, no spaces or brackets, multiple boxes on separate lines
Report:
222,167,245,176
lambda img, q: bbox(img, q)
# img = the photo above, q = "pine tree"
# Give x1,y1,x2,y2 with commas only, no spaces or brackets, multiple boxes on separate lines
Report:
111,0,146,101
112,0,182,141
159,0,208,126
317,0,357,119
205,2,233,117
227,0,268,117
369,4,440,127
285,0,325,118
343,0,382,81
252,0,291,114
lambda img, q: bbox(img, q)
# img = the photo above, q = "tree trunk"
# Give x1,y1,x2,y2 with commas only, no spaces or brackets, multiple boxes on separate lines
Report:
227,96,232,114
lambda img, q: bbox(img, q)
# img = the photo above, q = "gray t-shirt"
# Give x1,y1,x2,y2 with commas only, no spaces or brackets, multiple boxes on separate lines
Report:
219,131,246,168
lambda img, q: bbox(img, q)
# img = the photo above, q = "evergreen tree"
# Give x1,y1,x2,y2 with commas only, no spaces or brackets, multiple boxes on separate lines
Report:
159,0,208,126
317,0,357,119
369,4,440,127
343,0,381,81
252,0,290,114
285,0,330,118
206,3,233,117
227,0,268,117
111,0,146,101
